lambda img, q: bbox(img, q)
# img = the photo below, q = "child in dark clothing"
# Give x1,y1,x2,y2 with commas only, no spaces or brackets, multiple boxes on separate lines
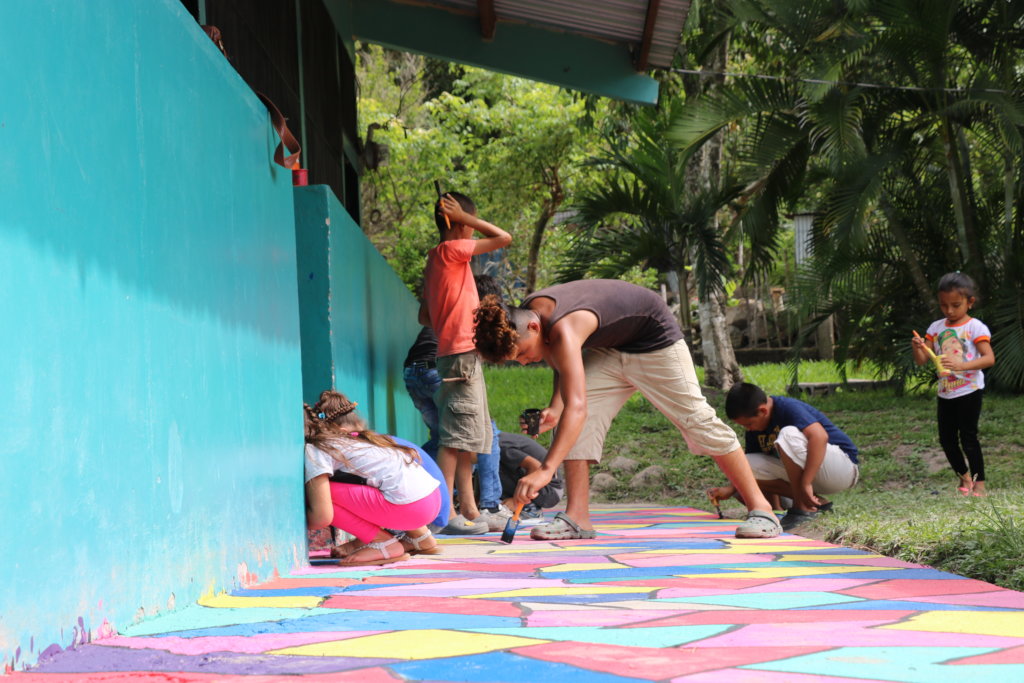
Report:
718,383,860,531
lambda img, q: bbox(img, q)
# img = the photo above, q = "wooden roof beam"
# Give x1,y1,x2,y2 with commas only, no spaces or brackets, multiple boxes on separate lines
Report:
478,0,496,40
634,0,660,71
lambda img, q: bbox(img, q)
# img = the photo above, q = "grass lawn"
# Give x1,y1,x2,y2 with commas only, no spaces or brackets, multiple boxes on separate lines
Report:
484,361,1024,590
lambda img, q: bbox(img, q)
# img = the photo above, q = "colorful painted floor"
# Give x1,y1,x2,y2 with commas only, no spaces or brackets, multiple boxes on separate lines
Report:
11,506,1024,681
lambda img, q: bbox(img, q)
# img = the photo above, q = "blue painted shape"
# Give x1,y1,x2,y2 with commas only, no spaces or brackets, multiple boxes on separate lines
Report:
389,651,643,683
655,591,864,609
155,610,521,638
470,625,730,648
0,0,303,668
543,566,748,581
742,646,1020,682
122,606,338,638
351,0,660,106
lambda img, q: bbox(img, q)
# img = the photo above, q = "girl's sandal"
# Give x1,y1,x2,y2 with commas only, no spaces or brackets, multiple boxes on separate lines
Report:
398,530,441,555
329,538,364,559
339,536,410,567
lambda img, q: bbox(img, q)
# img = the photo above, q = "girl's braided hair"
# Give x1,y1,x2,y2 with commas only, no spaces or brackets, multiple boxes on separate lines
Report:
303,390,419,466
473,294,519,363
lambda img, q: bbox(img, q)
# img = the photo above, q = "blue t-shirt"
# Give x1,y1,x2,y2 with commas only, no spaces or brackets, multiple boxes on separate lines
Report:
743,396,858,464
392,436,451,528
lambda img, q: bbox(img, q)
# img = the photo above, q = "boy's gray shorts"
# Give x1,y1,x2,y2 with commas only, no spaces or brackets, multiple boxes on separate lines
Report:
435,351,493,454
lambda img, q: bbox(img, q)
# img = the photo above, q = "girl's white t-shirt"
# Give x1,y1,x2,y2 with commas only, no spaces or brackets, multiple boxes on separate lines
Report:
304,439,440,505
925,317,991,399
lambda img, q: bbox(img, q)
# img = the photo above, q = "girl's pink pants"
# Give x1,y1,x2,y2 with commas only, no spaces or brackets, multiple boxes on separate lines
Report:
328,482,442,543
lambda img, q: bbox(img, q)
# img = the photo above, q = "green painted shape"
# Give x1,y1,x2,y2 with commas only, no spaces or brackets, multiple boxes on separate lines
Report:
292,186,425,440
347,0,659,105
0,0,304,669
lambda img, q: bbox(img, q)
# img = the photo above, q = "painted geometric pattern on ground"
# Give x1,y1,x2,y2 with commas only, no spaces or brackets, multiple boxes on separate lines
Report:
10,506,1024,682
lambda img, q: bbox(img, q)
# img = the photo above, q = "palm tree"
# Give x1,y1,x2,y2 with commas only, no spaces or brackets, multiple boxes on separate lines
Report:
557,99,745,389
669,0,1024,390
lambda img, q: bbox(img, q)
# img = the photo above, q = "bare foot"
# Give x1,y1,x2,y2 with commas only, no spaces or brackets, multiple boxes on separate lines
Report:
971,481,987,497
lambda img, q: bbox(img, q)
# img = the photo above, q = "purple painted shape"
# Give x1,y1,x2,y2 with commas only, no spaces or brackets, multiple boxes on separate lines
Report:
28,644,395,675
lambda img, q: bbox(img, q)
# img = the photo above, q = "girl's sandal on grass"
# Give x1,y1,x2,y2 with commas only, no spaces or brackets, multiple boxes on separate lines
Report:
339,537,410,567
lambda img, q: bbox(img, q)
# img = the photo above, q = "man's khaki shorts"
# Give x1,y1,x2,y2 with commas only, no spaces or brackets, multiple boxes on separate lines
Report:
435,351,493,454
568,339,741,462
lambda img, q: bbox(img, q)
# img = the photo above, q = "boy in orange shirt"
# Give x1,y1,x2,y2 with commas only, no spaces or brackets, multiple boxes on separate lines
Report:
421,192,511,533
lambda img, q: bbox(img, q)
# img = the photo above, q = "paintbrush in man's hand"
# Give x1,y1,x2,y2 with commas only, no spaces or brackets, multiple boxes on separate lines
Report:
500,502,526,544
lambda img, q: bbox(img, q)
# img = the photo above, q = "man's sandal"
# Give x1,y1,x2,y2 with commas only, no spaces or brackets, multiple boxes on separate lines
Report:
398,530,441,555
734,510,783,539
339,536,410,567
529,512,597,540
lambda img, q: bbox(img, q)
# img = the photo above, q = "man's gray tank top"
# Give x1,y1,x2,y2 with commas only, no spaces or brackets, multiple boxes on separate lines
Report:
523,280,683,354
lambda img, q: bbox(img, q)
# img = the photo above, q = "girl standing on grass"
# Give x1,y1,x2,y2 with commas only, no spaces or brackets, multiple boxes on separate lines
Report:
304,390,442,566
911,272,995,496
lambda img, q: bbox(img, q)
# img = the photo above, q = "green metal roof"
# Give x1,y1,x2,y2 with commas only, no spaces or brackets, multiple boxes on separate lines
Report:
339,0,691,105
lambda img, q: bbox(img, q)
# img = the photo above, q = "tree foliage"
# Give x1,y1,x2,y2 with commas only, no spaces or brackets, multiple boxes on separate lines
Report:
670,0,1024,391
357,45,607,297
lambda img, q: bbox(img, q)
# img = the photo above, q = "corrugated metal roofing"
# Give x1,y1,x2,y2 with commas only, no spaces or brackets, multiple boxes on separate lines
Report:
415,0,691,69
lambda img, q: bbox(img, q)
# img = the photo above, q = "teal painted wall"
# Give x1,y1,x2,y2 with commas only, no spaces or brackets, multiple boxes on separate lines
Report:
294,186,425,442
0,0,306,670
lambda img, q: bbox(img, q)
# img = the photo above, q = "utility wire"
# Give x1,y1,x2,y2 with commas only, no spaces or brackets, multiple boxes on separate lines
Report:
668,67,1011,95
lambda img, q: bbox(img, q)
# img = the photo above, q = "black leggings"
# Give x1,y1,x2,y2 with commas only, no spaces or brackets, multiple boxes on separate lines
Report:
937,391,985,482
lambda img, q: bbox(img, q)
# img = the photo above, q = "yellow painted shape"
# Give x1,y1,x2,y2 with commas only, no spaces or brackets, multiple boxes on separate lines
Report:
677,565,887,579
199,594,322,609
541,562,631,572
467,585,653,598
270,629,547,659
882,610,1024,637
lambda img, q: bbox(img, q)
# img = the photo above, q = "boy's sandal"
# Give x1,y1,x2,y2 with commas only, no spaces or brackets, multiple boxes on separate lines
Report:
339,536,410,567
529,512,597,540
734,510,783,539
398,530,441,555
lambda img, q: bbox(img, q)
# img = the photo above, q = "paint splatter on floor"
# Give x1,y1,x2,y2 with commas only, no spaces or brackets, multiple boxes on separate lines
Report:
10,506,1024,681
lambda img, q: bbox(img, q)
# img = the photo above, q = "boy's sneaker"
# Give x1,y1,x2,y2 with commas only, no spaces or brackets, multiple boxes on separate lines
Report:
476,504,513,532
520,503,543,519
779,508,818,531
438,514,488,535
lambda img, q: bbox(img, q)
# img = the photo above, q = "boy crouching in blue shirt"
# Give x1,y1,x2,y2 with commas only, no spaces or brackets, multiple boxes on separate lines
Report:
715,383,860,531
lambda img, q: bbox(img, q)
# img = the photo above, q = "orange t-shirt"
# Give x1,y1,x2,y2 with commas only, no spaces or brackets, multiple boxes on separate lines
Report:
424,239,478,357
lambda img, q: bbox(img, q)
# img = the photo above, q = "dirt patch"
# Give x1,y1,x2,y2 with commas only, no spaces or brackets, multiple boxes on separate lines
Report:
887,443,948,473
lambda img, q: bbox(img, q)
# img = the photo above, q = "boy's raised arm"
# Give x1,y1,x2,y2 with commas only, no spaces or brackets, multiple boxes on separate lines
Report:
440,195,511,254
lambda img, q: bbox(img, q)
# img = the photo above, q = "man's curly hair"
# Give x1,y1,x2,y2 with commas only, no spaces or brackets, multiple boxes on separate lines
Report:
473,294,519,362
